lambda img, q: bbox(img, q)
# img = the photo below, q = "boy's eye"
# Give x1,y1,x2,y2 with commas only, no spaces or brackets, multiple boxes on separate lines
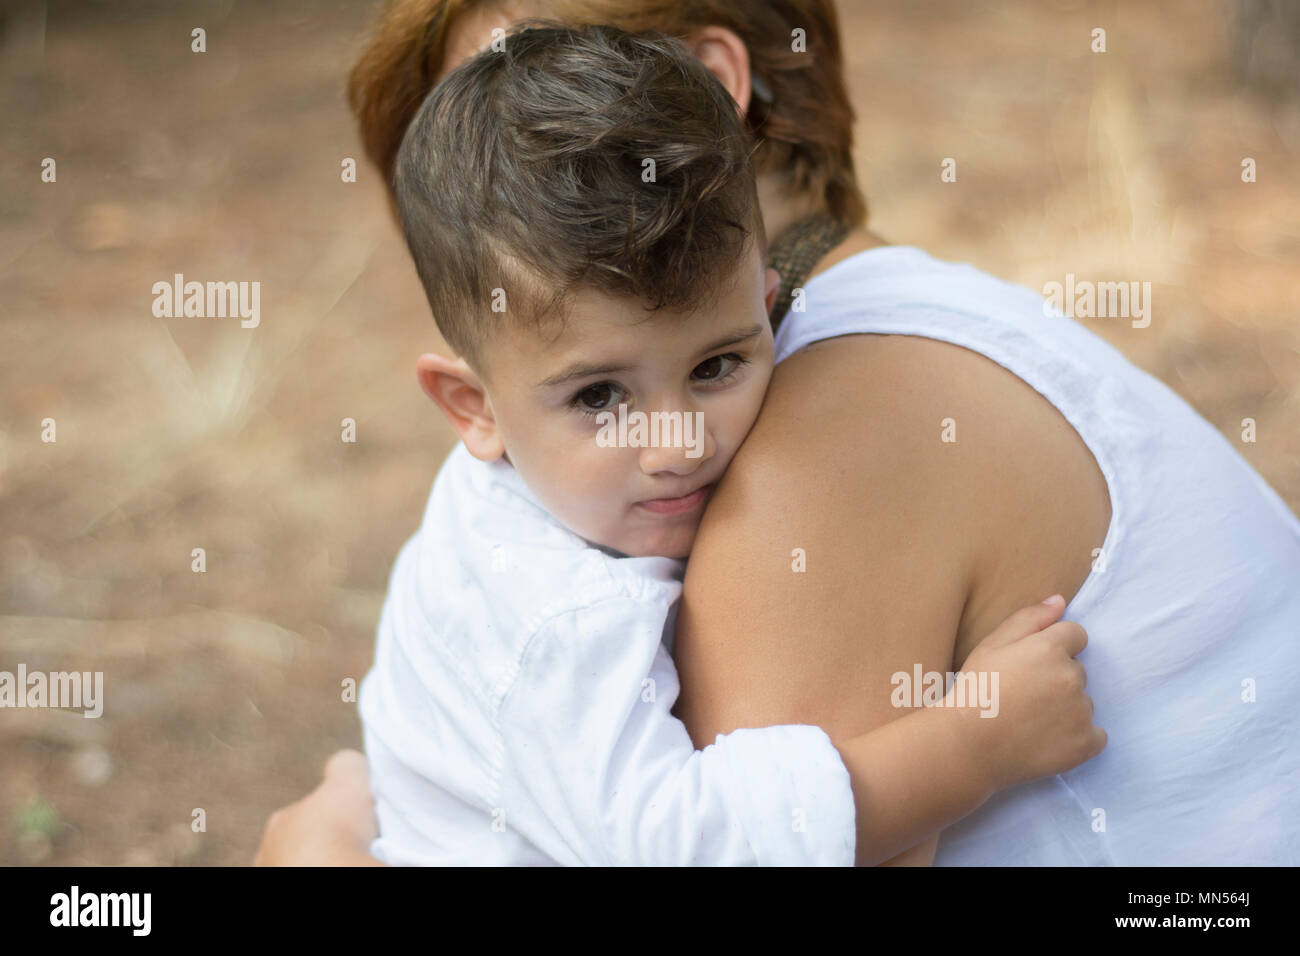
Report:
574,382,619,411
692,353,742,382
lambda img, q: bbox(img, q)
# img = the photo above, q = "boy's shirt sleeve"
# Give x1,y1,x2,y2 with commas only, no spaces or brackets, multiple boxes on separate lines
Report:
496,594,857,866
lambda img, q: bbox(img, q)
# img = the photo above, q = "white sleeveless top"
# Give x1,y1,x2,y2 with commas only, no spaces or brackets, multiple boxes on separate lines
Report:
778,245,1300,865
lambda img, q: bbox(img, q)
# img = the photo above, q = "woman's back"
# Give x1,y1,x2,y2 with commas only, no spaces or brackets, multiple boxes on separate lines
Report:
779,246,1300,864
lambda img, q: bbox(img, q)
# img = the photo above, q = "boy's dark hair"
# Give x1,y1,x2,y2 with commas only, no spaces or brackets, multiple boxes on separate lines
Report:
394,22,767,367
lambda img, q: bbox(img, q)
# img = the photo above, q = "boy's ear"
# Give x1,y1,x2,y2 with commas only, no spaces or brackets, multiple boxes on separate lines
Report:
415,353,505,462
764,267,781,317
688,26,752,116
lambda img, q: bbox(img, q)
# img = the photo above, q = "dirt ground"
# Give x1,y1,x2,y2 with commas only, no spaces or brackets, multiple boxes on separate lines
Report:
1,0,1297,866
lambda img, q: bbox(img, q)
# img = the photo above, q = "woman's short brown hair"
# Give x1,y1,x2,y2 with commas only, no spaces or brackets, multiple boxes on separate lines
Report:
349,0,866,229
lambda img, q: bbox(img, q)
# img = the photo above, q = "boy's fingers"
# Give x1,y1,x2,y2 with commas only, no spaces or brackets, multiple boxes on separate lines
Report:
1092,725,1108,756
981,595,1067,648
1071,659,1088,690
1044,620,1088,658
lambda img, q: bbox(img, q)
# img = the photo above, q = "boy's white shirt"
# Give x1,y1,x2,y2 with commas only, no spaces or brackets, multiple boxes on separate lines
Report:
359,442,856,866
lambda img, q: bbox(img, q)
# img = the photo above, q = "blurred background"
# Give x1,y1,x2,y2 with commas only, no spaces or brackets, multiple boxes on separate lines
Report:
1,0,1296,865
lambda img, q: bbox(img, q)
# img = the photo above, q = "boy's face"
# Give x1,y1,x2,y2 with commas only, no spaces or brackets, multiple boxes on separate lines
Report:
475,243,779,559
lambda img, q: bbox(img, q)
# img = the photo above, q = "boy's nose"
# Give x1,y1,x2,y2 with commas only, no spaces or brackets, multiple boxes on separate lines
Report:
637,424,713,476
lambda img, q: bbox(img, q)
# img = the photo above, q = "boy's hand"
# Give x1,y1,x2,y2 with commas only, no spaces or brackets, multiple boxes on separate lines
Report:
955,596,1107,795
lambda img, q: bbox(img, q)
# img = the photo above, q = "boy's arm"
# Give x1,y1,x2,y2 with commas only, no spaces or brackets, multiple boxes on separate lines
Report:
833,705,993,866
499,599,859,866
836,598,1103,866
500,629,985,867
500,594,1097,866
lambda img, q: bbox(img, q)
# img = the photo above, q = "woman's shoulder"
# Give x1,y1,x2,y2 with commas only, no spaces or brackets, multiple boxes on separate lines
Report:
737,331,1112,662
675,327,1106,745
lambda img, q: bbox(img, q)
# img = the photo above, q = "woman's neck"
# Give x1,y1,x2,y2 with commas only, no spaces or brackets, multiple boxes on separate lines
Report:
756,175,827,240
756,173,890,281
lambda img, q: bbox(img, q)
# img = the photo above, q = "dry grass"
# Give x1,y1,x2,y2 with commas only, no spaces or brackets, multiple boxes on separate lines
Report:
0,0,1296,864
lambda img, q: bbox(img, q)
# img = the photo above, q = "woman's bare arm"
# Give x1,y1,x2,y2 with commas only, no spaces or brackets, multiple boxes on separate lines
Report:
672,333,1111,865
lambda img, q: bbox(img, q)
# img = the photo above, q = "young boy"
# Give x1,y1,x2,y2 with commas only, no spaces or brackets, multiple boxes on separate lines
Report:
359,23,1104,866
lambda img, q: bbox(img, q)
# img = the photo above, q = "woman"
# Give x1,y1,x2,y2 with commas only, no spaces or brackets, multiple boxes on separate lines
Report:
258,0,1300,865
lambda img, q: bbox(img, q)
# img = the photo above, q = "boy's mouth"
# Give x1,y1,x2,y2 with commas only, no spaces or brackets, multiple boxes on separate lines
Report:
636,484,713,516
